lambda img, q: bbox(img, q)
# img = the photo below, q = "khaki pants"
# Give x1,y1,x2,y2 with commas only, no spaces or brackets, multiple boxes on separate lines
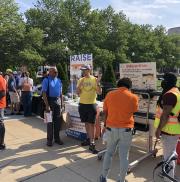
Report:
161,134,179,182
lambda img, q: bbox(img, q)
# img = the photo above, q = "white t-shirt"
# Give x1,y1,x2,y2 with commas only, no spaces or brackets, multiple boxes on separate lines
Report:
19,77,33,91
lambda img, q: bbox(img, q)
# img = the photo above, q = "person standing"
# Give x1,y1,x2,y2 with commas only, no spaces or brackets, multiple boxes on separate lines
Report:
99,78,138,182
42,67,63,147
19,72,33,117
0,73,6,150
154,72,180,182
7,69,20,115
77,65,102,154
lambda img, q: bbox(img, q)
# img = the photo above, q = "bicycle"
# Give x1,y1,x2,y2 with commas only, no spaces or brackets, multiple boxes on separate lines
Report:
153,151,178,182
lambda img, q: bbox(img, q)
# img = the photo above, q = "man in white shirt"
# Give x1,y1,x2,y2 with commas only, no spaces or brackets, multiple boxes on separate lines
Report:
19,72,33,117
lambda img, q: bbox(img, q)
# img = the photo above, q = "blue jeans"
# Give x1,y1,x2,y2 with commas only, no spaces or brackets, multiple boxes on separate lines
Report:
22,91,32,116
101,128,132,182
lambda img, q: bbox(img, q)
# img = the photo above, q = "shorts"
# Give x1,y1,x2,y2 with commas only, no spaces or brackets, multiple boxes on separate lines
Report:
9,92,20,104
78,103,97,124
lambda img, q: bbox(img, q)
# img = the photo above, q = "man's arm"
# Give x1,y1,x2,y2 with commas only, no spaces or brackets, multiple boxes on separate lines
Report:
11,79,17,92
95,82,102,95
0,78,6,99
103,110,108,127
60,83,63,109
95,76,102,95
102,98,108,134
155,105,173,139
0,91,5,99
42,78,50,112
76,78,84,95
132,95,139,113
103,97,108,127
31,79,34,88
42,92,50,112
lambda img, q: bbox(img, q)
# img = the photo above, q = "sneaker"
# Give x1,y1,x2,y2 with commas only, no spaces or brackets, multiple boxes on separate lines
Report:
46,141,53,147
99,175,107,182
89,143,99,154
81,138,90,146
0,144,6,150
55,139,64,145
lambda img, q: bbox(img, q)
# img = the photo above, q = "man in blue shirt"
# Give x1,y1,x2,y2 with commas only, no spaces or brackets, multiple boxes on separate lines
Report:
42,67,63,146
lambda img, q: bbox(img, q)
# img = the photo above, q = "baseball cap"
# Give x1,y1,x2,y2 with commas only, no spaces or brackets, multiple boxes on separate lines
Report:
6,69,13,73
13,71,17,75
80,65,91,70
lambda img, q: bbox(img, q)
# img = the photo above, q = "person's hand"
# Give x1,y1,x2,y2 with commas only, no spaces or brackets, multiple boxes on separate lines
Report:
45,105,51,112
155,128,161,139
101,126,106,135
78,78,85,89
97,74,102,83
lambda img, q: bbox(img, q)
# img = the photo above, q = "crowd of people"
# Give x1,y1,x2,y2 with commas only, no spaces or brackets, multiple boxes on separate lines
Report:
0,69,34,116
0,66,179,182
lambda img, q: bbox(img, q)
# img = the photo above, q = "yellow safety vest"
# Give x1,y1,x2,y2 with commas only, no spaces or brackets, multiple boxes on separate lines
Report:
154,87,180,135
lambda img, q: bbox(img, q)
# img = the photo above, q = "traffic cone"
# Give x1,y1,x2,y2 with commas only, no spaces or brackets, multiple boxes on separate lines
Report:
176,138,180,165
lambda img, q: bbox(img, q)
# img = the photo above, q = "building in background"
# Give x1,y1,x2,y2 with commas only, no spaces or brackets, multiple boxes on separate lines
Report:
168,27,180,35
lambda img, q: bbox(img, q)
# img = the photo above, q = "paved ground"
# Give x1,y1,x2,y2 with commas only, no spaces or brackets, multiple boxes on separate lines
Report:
0,115,179,182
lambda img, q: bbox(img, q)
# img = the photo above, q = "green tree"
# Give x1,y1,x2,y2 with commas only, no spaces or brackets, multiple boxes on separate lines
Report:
3,0,179,80
102,63,116,87
19,27,45,67
0,0,25,71
57,63,69,94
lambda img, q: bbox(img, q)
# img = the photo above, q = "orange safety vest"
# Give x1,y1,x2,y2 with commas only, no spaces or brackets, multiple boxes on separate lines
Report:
154,87,180,135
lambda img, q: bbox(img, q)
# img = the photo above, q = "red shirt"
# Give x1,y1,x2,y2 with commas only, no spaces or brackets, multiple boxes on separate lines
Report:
0,75,6,108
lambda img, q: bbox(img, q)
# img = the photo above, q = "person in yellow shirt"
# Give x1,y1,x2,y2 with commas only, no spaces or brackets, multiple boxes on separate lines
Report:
77,65,102,154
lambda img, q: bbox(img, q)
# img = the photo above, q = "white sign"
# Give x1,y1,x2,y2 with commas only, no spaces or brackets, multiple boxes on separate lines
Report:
138,95,159,114
70,54,93,79
120,62,157,90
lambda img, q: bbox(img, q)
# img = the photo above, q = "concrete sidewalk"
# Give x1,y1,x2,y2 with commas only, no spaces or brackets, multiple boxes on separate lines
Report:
0,115,179,182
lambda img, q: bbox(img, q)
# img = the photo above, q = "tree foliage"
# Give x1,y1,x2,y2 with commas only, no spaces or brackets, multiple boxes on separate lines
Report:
102,63,116,87
0,0,25,70
0,0,179,77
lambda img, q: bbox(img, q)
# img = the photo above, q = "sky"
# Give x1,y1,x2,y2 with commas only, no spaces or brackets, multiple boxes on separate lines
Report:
15,0,180,29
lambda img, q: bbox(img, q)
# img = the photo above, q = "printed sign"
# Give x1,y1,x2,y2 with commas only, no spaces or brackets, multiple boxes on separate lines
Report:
119,62,157,90
70,54,93,79
138,95,159,114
